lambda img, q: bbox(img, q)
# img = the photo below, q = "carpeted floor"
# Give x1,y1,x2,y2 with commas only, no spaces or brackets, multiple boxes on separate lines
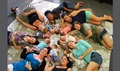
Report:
7,0,113,71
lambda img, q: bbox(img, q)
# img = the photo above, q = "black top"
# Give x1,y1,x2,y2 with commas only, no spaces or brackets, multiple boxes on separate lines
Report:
28,13,44,26
52,66,68,71
71,11,86,25
52,6,64,19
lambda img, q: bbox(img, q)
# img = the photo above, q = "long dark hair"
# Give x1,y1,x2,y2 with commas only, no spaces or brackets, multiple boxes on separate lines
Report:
61,55,73,68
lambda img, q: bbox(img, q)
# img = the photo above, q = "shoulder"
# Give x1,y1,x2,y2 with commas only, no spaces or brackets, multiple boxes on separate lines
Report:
67,68,72,71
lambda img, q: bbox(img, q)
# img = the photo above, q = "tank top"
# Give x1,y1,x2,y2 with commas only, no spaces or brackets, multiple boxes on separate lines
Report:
28,13,44,28
52,66,68,71
71,11,86,25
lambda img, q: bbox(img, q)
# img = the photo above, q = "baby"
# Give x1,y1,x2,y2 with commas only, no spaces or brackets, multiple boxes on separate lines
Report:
50,44,60,64
60,35,77,43
60,25,72,36
50,29,55,34
57,40,71,54
34,38,50,51
54,28,60,34
35,31,50,38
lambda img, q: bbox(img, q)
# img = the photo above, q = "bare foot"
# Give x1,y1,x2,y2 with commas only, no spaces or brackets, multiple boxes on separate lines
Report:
108,16,113,21
104,15,113,21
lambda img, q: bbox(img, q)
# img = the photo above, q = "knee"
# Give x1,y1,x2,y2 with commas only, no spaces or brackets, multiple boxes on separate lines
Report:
96,22,101,25
107,44,113,50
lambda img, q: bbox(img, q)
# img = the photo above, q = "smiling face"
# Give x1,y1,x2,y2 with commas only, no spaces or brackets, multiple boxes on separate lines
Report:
74,23,81,30
67,42,76,49
28,36,36,44
46,13,54,20
39,48,48,56
60,56,69,66
63,15,72,22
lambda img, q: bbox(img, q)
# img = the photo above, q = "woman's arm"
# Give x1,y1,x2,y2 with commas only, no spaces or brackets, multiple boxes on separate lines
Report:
16,16,37,30
68,30,78,36
11,33,21,50
69,9,81,17
44,61,54,71
79,47,93,60
69,8,93,17
22,9,36,16
35,9,44,22
78,40,93,60
83,29,93,40
64,7,73,13
25,61,32,71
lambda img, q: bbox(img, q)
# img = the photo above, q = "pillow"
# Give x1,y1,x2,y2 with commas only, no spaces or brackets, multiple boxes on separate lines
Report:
18,4,36,23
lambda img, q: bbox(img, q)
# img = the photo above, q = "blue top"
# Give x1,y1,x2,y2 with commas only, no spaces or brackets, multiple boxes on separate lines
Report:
12,53,41,71
72,40,94,63
36,41,47,51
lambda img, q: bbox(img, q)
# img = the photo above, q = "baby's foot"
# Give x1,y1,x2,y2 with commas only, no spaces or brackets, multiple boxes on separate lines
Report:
16,16,21,22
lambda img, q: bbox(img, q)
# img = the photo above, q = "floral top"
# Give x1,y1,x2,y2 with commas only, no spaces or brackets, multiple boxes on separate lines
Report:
8,32,29,48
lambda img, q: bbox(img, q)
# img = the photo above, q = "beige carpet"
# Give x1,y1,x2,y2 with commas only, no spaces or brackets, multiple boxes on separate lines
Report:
7,1,113,71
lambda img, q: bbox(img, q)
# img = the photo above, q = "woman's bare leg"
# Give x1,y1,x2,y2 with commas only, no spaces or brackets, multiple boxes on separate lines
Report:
16,16,37,30
22,9,36,16
102,34,113,50
89,13,113,22
85,62,99,71
88,19,101,25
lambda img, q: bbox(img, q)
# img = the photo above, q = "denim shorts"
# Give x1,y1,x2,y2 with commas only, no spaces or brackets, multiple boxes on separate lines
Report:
100,29,108,40
91,52,103,66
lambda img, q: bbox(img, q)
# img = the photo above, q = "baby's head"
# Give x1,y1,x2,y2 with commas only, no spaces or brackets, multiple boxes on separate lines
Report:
44,38,50,44
51,44,57,49
60,31,65,36
50,29,55,34
60,36,66,41
57,39,63,45
43,33,50,38
54,28,60,34
38,25,48,33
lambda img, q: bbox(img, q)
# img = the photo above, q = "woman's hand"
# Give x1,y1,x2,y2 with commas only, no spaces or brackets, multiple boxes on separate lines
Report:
46,54,50,62
25,46,31,53
78,56,84,60
25,61,32,71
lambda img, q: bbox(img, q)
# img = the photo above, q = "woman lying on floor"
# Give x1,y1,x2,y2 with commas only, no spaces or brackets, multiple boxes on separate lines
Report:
8,31,39,50
7,47,51,71
69,21,113,50
67,40,103,71
16,9,48,33
61,8,113,25
44,1,84,24
44,55,73,71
